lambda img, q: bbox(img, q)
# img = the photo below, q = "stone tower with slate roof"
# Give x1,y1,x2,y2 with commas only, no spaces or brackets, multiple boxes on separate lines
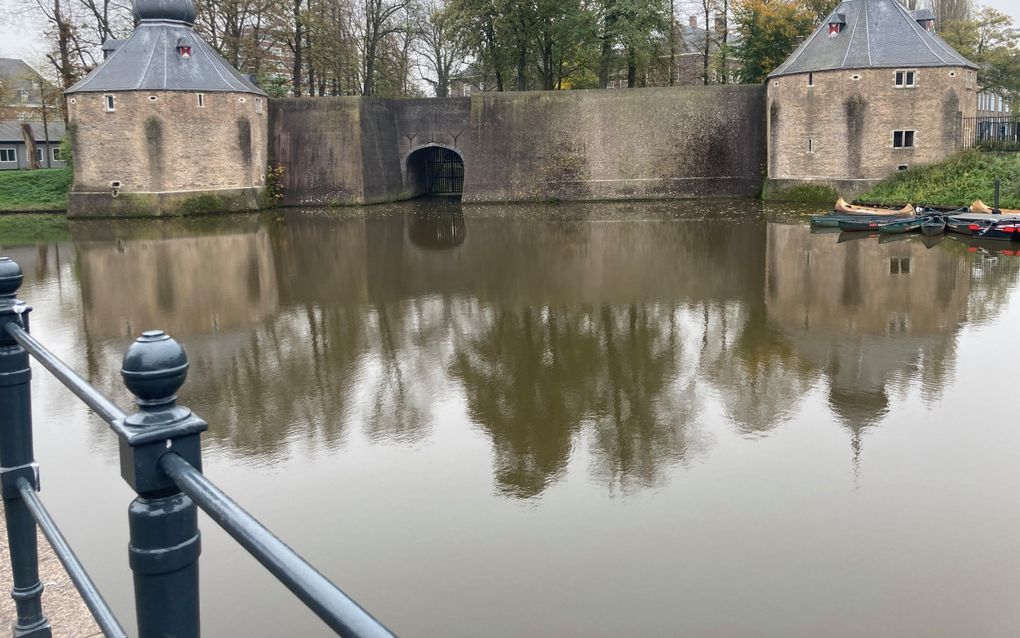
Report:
65,0,268,216
765,0,978,197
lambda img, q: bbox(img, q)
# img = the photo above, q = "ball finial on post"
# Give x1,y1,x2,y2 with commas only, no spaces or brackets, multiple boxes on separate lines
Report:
0,257,24,302
121,330,189,407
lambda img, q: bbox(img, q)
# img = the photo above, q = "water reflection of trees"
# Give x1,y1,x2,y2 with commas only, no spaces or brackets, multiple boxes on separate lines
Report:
63,207,1020,496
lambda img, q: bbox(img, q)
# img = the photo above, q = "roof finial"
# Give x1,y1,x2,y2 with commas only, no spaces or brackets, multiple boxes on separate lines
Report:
133,0,196,25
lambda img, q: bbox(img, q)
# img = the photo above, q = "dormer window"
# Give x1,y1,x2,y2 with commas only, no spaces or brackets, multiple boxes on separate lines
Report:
177,38,191,59
912,9,937,32
827,12,845,36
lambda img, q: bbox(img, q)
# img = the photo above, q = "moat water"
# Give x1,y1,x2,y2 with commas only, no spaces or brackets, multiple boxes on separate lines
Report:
5,198,1020,637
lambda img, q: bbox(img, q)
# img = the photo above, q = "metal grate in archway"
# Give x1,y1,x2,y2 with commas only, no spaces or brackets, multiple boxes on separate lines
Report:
424,147,464,195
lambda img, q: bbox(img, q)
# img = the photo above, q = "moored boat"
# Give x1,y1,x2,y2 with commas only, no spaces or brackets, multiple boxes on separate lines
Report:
970,200,1020,215
877,217,925,234
839,216,914,231
835,198,915,216
972,218,1020,241
921,219,946,236
811,213,893,228
946,216,979,235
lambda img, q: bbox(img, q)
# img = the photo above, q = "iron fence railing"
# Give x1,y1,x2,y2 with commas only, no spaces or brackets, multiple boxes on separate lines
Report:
960,115,1020,151
0,256,396,638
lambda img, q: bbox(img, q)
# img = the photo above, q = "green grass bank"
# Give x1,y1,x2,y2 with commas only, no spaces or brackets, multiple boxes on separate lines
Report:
858,151,1020,209
0,168,72,212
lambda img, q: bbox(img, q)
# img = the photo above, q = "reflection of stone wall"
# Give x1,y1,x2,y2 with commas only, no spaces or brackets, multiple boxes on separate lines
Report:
77,230,279,339
271,202,768,308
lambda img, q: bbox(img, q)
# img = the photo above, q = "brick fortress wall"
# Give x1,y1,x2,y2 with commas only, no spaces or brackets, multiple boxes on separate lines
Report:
270,85,767,206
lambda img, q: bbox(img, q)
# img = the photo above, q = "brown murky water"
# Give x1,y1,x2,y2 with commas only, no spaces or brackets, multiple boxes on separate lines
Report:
5,199,1020,637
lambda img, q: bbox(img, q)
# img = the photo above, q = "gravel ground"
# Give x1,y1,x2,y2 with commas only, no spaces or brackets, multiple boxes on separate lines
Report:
0,500,102,637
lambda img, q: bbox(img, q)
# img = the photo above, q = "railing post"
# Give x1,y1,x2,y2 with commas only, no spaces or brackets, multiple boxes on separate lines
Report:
118,330,208,638
0,257,51,638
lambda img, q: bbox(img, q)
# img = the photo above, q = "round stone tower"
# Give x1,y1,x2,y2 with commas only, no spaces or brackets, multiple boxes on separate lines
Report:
765,0,978,198
65,0,268,217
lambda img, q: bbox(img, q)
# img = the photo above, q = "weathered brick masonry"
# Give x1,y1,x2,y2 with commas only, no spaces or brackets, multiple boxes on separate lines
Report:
68,91,267,215
767,67,975,194
270,85,768,206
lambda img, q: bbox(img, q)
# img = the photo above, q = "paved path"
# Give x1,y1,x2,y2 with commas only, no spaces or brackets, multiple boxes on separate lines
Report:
0,501,101,637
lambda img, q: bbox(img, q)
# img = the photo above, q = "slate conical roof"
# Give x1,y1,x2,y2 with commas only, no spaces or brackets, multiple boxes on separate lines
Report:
769,0,976,78
66,0,264,95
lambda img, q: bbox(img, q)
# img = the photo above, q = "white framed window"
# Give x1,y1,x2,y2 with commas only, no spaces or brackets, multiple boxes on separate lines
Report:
197,93,205,107
255,97,263,114
893,130,915,148
0,148,17,163
851,74,861,81
895,70,917,88
103,94,116,111
949,71,957,77
52,147,62,161
35,148,43,162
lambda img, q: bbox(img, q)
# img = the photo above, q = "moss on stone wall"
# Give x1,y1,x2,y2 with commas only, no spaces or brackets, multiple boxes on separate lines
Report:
762,182,838,203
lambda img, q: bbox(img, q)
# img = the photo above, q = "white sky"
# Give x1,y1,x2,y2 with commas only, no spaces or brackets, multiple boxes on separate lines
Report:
1,0,1018,69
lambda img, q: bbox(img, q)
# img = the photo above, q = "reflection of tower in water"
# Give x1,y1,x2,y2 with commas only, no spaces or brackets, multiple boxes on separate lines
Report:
765,224,992,470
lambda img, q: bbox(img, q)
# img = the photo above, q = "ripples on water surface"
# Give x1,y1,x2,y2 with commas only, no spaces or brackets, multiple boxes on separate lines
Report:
5,199,1020,637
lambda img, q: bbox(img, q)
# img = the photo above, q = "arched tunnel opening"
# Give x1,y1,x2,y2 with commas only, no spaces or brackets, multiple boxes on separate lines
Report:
406,147,464,198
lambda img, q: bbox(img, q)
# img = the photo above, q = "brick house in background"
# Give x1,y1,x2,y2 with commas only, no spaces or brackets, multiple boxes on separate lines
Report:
765,0,978,197
0,58,64,170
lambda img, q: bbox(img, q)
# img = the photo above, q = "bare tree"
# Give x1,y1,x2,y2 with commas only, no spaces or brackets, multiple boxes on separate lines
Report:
412,0,465,97
930,0,972,29
360,0,412,96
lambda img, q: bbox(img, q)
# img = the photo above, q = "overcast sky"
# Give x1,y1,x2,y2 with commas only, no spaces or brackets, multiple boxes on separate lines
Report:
2,0,1018,69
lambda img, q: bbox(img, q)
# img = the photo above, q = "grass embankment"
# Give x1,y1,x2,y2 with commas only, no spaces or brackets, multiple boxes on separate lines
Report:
0,168,72,212
859,151,1020,209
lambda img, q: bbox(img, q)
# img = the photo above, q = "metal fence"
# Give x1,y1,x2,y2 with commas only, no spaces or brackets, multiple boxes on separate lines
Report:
960,115,1020,151
0,256,396,638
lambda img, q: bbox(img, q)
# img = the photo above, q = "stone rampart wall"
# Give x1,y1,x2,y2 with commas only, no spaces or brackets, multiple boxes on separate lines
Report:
269,86,766,206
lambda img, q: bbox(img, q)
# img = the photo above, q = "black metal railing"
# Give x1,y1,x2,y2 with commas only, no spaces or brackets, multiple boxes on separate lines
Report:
0,256,396,638
960,115,1020,151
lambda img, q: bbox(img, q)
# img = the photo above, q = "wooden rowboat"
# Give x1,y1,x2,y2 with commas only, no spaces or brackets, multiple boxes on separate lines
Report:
946,216,979,235
970,200,1020,215
877,217,925,234
921,219,946,236
835,198,915,216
